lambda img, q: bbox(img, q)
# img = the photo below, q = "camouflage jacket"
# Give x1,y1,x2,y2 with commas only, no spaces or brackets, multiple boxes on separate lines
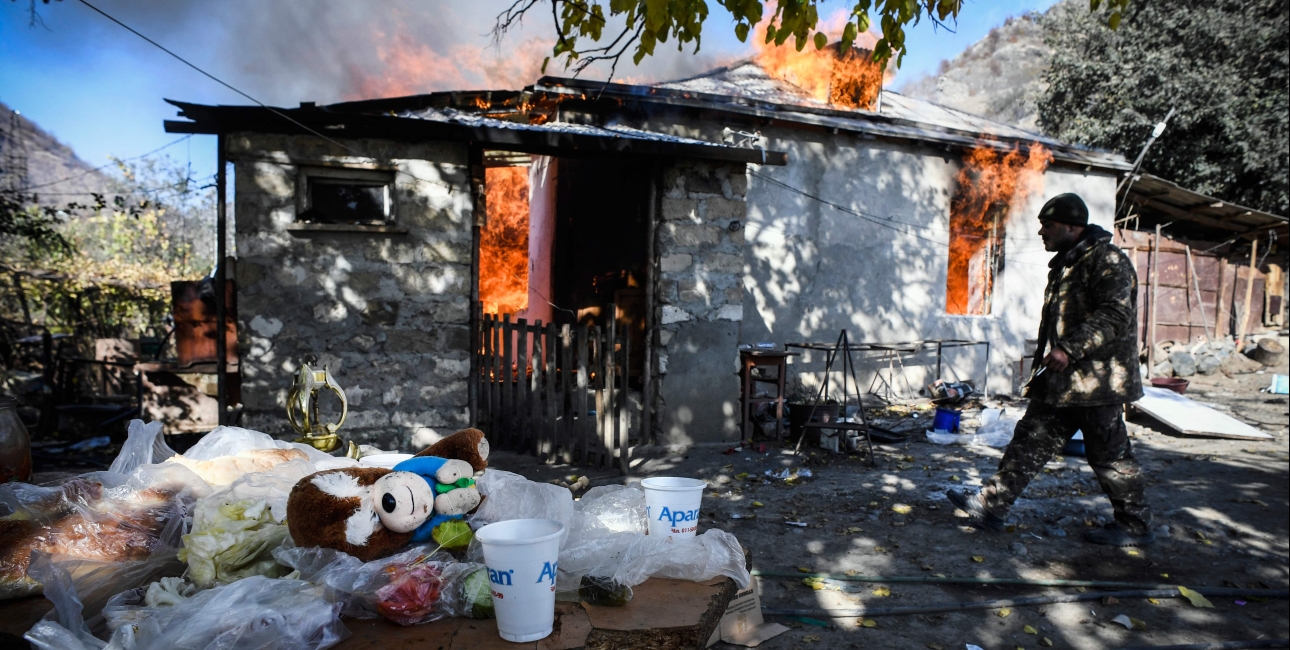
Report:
1027,224,1144,406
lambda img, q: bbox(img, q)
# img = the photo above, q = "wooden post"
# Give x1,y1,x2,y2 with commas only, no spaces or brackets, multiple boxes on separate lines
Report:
1216,258,1231,337
575,325,589,465
607,307,618,471
518,319,530,450
215,133,228,425
468,147,485,427
1185,246,1212,341
1236,238,1259,348
642,169,658,447
560,324,573,464
1148,225,1161,373
619,319,630,475
545,322,558,464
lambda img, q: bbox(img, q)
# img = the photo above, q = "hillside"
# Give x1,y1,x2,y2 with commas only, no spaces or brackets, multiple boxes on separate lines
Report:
1,101,112,203
898,12,1050,132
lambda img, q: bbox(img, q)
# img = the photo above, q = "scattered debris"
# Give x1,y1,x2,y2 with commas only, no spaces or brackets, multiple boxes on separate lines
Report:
1111,614,1147,630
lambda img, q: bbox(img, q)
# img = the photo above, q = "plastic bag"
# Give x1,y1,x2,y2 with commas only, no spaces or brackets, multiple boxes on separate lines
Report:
108,420,174,476
179,425,350,468
469,470,750,593
180,496,290,588
273,542,486,625
975,409,1018,448
95,575,347,650
925,430,973,445
1,467,196,601
575,485,646,534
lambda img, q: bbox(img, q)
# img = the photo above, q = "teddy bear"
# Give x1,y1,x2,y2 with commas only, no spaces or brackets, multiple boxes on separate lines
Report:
286,428,488,562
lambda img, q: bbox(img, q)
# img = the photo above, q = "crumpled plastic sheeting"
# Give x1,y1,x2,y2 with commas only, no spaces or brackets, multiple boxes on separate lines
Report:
469,470,749,592
31,575,348,650
108,421,174,476
274,542,484,623
179,425,352,469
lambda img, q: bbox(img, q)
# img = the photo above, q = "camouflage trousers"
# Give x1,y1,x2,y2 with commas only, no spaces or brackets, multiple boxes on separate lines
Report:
980,400,1152,534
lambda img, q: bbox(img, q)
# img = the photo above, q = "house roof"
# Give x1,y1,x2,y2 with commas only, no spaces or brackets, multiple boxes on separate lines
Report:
1122,173,1288,241
163,98,788,166
534,59,1131,171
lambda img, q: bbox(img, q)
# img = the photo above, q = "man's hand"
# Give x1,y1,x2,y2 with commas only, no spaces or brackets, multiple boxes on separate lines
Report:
1043,347,1071,372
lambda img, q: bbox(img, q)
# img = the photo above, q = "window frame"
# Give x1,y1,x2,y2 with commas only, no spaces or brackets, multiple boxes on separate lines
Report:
294,165,397,225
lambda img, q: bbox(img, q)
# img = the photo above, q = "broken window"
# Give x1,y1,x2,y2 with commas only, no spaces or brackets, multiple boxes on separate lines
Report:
479,156,531,315
946,202,1006,315
296,167,394,224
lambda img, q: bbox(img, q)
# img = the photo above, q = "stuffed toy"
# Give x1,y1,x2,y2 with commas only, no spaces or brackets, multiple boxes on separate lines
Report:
286,429,488,562
415,427,489,473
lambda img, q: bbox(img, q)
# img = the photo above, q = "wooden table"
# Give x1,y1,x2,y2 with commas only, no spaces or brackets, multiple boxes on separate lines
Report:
1,576,736,650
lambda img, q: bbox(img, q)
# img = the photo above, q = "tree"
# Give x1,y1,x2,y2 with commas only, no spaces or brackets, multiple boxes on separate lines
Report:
1039,0,1289,216
496,0,1130,77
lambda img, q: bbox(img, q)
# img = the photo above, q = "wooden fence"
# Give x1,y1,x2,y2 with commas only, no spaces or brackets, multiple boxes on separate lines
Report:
475,307,634,474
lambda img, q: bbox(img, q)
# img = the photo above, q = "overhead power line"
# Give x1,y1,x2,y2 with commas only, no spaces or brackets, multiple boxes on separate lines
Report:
21,134,192,191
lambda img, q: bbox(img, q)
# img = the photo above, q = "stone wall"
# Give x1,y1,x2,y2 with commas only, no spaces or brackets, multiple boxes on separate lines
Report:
229,133,474,450
653,160,749,444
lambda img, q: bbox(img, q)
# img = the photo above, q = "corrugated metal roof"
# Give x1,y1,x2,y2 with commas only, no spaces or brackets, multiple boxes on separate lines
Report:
397,106,734,148
1124,173,1287,235
537,60,1131,171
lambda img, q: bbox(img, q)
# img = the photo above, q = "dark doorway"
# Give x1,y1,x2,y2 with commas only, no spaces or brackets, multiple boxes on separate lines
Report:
551,157,650,381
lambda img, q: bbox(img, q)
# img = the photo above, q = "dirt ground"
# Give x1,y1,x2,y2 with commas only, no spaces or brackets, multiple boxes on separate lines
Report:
495,351,1290,650
15,347,1286,649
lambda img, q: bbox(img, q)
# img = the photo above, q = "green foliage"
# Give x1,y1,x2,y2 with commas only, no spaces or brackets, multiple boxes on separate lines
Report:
1039,0,1289,215
1,154,213,340
507,0,1127,76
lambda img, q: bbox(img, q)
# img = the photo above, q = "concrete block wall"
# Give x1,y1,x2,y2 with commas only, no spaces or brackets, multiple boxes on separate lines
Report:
654,160,749,444
229,133,474,450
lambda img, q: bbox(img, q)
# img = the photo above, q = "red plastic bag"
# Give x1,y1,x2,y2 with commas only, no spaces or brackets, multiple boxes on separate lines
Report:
375,562,443,626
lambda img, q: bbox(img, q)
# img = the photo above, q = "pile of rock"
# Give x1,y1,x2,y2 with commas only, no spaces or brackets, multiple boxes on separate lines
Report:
1149,336,1264,378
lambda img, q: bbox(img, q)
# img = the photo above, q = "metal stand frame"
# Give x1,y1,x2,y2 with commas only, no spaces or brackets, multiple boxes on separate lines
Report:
790,330,874,463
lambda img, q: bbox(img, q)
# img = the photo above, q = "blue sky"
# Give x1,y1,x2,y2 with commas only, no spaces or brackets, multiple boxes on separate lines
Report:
1,0,1058,183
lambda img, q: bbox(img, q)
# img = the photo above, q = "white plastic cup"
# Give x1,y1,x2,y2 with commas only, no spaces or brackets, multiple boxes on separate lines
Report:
474,518,565,643
358,453,413,469
640,477,706,539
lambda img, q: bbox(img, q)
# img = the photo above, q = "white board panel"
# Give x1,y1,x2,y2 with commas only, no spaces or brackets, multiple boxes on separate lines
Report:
1134,386,1274,440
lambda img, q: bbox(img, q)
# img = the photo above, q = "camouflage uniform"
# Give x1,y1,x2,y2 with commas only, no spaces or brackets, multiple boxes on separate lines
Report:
980,224,1152,534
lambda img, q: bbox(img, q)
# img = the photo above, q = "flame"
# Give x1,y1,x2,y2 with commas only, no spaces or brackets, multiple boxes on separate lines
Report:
345,31,548,100
751,10,890,110
479,166,530,315
946,143,1053,315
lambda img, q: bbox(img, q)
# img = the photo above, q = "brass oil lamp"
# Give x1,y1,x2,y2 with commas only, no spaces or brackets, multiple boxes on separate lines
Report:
287,355,353,455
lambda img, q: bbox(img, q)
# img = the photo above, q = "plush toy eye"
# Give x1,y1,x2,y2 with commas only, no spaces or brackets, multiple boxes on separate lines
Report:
381,493,397,513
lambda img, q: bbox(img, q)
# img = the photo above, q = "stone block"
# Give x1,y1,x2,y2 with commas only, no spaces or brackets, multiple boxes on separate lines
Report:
704,197,746,222
662,305,693,324
360,301,400,327
432,297,470,323
664,224,722,248
660,254,693,273
662,198,699,222
346,410,392,428
702,252,744,275
386,328,434,353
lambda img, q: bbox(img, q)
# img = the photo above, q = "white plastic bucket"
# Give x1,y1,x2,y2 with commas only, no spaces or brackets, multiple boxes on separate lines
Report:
358,453,413,469
474,518,565,643
640,477,706,539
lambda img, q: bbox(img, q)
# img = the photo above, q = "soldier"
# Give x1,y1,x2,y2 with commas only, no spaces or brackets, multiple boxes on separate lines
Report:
947,193,1154,546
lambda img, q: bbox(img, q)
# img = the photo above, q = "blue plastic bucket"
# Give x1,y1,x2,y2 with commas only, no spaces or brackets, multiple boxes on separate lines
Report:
932,407,961,433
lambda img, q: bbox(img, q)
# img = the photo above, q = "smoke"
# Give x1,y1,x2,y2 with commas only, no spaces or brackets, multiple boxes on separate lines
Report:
72,0,734,105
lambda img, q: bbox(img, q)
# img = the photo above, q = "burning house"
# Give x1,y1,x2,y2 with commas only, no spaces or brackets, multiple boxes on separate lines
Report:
165,43,1143,453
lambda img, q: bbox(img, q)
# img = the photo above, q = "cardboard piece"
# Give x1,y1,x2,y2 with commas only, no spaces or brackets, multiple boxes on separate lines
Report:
705,585,789,648
581,577,726,631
